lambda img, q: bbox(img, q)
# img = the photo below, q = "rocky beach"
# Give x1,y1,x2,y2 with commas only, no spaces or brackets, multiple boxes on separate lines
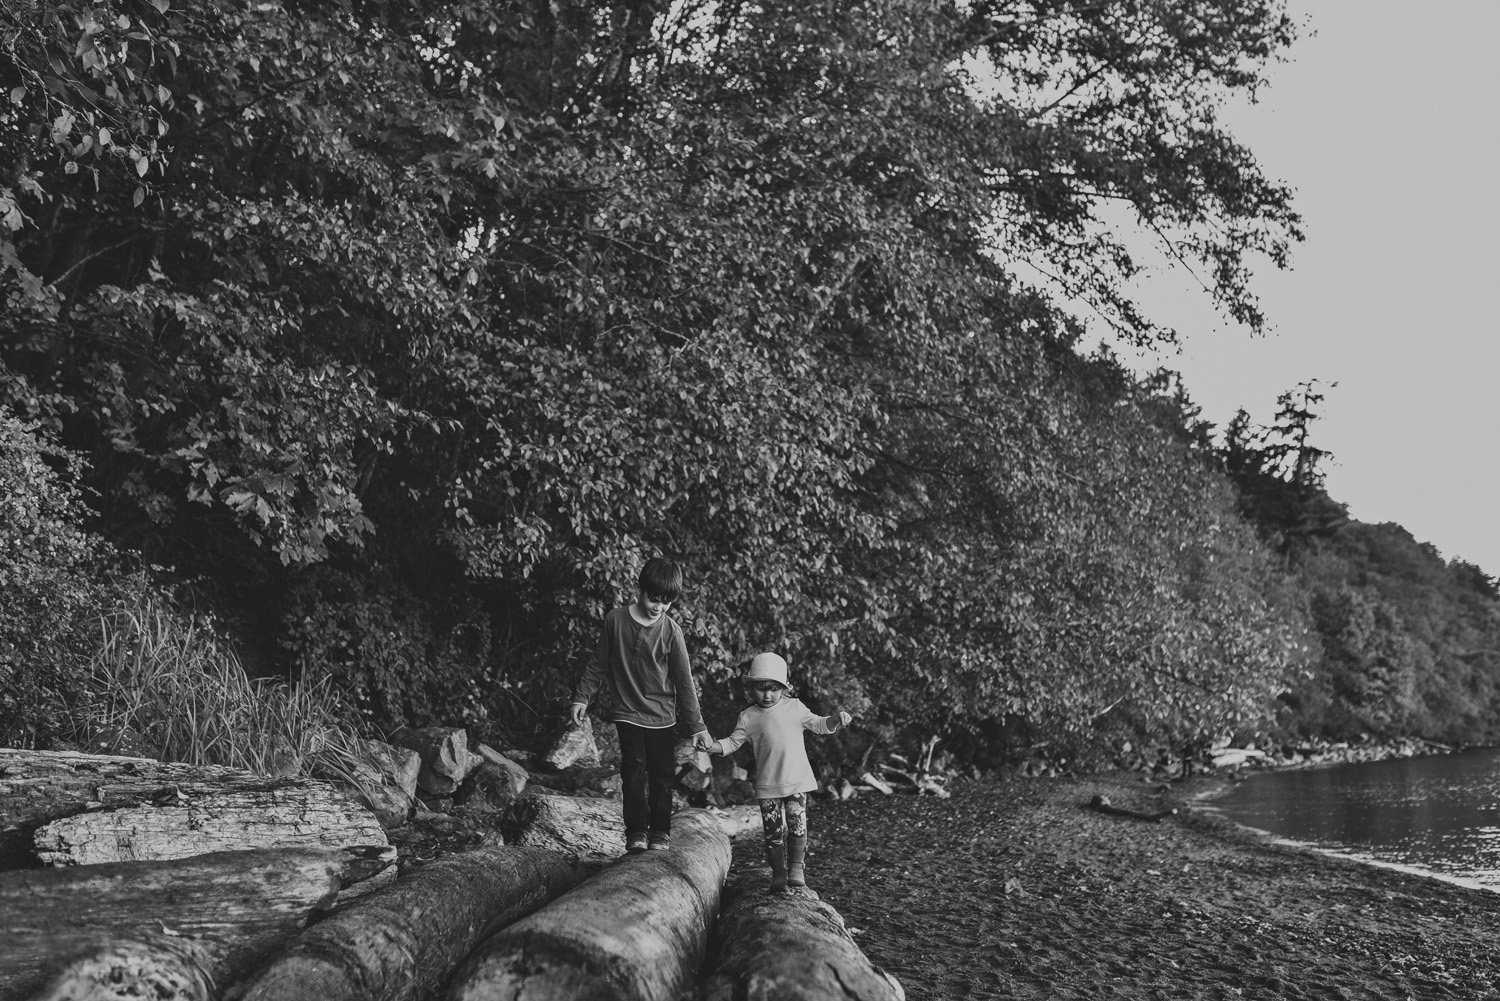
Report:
761,771,1500,1000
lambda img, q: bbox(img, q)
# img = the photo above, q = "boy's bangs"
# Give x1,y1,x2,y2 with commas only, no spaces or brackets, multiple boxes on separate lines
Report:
638,557,684,601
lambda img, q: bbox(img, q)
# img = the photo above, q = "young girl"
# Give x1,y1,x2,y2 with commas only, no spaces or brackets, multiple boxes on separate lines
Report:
705,652,852,892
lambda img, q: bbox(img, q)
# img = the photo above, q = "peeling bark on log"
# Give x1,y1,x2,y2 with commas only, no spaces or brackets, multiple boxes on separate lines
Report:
236,844,578,1001
448,810,730,1001
0,846,393,1001
34,789,388,866
701,878,905,1001
506,789,626,859
0,749,386,868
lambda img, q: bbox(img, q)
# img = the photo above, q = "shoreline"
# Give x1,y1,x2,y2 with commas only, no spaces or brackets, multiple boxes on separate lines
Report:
800,770,1500,999
1189,750,1500,900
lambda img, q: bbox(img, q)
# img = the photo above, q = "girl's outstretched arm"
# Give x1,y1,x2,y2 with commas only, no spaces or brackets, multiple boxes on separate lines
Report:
798,700,850,734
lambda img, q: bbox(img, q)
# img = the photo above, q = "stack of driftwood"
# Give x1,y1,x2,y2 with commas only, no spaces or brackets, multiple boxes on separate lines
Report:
834,736,955,801
0,723,904,1001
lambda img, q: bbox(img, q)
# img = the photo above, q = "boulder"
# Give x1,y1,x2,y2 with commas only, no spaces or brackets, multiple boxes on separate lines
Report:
712,766,757,806
542,717,600,771
473,744,530,791
523,765,619,797
314,738,420,828
679,764,713,793
388,727,469,796
593,722,622,767
676,740,712,772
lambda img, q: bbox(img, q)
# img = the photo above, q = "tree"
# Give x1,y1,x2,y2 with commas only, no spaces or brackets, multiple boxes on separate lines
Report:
1218,381,1348,555
3,0,1311,752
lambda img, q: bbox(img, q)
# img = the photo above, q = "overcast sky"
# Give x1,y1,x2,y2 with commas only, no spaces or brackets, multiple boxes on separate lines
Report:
1111,0,1500,576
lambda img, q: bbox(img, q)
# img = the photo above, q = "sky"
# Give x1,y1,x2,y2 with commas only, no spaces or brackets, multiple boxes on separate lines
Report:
1098,0,1500,576
1106,1,1500,576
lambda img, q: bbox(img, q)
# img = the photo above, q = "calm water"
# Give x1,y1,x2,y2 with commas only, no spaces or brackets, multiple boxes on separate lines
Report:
1213,747,1500,891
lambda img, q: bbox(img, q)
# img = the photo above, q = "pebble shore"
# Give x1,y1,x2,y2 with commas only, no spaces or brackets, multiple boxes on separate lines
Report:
773,771,1500,1000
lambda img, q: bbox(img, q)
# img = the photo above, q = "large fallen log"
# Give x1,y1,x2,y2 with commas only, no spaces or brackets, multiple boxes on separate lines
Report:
236,844,578,1001
33,789,389,866
0,845,392,1001
448,809,730,1001
701,878,905,1001
0,748,386,867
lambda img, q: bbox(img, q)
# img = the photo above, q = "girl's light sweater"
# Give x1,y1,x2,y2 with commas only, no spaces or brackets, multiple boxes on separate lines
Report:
715,697,838,798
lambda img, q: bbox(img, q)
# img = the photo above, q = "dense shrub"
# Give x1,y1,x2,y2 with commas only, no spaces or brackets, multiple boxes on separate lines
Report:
0,408,133,746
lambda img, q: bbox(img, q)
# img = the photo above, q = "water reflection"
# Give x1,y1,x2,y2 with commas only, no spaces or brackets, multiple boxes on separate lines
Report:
1214,747,1500,890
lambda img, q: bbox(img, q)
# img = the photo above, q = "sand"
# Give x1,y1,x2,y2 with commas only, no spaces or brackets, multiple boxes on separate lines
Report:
730,772,1500,1000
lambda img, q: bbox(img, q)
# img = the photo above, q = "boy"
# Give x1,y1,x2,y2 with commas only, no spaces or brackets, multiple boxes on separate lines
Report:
570,557,711,852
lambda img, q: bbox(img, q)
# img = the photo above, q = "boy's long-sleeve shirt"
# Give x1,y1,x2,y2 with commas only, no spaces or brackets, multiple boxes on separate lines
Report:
572,606,706,733
716,697,837,798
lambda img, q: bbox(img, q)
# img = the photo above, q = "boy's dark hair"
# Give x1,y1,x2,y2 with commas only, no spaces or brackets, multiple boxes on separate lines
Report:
638,557,683,602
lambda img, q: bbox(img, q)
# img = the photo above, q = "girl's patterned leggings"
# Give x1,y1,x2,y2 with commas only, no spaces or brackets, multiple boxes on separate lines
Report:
758,793,807,846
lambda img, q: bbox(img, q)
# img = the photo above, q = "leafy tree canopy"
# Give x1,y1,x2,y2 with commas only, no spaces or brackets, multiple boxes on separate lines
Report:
2,0,1312,755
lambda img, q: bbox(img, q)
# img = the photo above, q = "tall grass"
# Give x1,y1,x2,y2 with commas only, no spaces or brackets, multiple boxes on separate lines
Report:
82,597,365,780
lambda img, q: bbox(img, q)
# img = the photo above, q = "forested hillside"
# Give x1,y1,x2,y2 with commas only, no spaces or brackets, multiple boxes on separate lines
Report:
3,0,1495,762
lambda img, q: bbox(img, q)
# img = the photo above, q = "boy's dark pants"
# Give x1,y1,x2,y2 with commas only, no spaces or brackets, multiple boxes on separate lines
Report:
616,722,676,836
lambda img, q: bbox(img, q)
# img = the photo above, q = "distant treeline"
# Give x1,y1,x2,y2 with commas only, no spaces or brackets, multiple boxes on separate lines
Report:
3,1,1495,761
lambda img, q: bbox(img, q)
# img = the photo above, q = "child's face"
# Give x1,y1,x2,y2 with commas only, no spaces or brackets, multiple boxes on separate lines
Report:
748,680,785,709
636,589,672,623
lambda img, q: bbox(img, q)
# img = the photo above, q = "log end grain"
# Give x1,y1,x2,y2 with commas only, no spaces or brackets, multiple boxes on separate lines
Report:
29,936,216,1001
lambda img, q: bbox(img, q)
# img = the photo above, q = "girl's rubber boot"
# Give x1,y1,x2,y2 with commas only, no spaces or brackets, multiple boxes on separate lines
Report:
786,834,808,888
767,843,788,893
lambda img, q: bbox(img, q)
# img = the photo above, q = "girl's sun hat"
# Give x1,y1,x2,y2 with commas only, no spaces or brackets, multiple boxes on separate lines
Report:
744,652,789,687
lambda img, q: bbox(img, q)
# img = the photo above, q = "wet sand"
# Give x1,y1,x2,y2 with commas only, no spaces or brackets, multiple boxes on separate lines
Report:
731,772,1500,1000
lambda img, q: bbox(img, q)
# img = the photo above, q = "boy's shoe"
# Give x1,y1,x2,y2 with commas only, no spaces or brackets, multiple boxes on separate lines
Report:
647,832,671,851
625,831,649,853
786,834,808,888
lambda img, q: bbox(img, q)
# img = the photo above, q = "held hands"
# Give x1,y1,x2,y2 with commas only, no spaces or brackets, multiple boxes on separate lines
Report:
692,729,715,752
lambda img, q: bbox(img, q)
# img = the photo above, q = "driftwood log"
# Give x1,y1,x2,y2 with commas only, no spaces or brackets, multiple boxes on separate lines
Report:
1087,794,1177,822
701,878,905,1001
447,810,730,1001
236,844,578,1001
0,845,392,1001
0,749,387,867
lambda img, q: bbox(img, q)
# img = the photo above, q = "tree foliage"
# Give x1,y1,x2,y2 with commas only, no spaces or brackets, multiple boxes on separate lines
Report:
0,406,149,746
1215,393,1500,748
3,0,1320,756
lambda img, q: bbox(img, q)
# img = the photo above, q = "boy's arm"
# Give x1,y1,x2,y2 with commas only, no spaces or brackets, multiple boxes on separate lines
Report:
666,620,708,737
570,616,611,724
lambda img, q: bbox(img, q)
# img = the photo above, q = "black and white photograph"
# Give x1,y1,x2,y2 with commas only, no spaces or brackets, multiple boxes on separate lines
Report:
2,1,1498,997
